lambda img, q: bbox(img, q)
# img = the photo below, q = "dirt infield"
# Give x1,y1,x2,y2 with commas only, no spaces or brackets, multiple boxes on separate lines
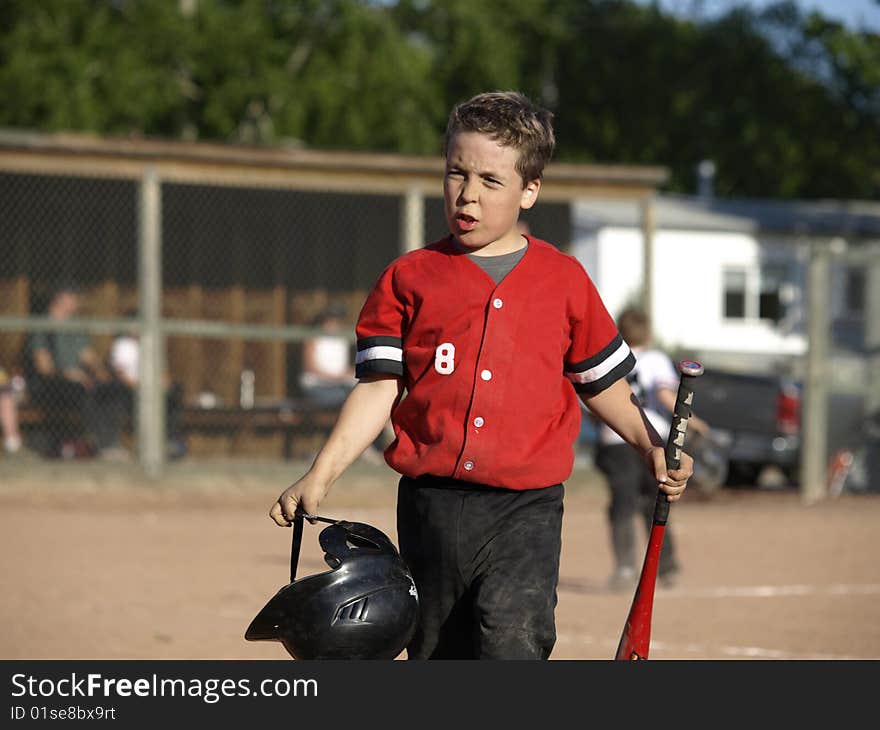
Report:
1,459,878,660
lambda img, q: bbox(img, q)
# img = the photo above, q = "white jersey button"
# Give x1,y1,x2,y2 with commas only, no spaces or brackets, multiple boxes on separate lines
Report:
480,369,492,381
473,417,484,427
492,298,503,309
463,460,475,471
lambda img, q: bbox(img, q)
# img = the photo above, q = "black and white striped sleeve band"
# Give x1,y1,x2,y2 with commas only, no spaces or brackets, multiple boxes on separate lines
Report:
565,333,635,396
355,336,404,378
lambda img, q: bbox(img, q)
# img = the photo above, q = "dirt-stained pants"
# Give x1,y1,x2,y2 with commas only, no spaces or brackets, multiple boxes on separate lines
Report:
397,475,563,660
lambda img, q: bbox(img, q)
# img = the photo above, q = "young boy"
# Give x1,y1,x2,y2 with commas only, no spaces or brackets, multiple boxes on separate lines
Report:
269,91,693,659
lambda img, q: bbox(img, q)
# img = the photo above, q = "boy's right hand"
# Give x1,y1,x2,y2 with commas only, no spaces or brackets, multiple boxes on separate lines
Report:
268,377,401,527
269,475,330,526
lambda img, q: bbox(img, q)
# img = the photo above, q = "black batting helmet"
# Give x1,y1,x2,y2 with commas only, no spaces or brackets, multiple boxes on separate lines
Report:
245,516,419,660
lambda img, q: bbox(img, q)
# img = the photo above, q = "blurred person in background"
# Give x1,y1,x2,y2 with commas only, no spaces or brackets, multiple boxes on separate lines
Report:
23,283,129,461
0,365,27,458
593,306,710,592
299,303,394,461
108,310,187,460
299,303,358,408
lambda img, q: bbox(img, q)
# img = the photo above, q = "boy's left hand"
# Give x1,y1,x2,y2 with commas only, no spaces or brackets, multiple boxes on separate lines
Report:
644,446,693,502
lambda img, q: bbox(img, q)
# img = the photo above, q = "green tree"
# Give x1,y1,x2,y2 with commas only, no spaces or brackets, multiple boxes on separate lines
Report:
391,0,566,117
0,0,191,136
546,0,880,198
0,0,877,199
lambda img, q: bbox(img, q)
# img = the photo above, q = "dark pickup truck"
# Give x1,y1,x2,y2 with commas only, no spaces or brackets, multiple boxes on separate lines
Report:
690,367,866,488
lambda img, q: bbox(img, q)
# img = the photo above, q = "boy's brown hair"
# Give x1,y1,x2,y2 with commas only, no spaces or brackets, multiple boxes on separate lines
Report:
444,91,555,185
617,307,652,348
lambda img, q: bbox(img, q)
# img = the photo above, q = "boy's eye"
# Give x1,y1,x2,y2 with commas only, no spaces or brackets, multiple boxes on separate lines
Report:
446,170,464,178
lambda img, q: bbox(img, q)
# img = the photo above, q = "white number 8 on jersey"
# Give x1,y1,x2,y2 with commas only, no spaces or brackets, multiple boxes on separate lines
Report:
434,343,455,375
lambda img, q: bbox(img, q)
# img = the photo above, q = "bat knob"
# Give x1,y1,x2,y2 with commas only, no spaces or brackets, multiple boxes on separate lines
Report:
678,359,704,377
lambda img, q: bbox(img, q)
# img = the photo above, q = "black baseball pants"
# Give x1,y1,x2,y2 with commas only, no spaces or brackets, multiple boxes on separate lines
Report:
397,475,564,660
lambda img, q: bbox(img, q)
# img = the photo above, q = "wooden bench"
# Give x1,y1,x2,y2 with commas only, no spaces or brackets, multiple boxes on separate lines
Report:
17,398,341,460
18,401,95,457
181,399,341,459
18,403,47,429
19,402,85,432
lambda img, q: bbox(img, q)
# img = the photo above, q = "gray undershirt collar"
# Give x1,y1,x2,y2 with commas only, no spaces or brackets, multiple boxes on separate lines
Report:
452,238,528,285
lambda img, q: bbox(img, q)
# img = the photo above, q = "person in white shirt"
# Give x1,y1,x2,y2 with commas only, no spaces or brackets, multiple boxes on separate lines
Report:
299,304,394,461
592,307,709,591
108,313,187,460
299,305,357,407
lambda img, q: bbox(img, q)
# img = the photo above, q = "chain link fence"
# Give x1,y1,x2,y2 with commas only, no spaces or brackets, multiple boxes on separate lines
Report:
0,136,584,473
2,135,877,501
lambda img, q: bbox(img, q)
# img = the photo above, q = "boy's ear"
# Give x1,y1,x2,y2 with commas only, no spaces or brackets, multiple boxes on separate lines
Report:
520,178,541,210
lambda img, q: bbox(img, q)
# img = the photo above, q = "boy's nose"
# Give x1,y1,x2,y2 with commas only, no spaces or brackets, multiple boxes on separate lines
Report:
458,179,479,204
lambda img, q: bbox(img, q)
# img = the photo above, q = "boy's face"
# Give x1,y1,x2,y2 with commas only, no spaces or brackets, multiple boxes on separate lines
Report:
444,131,541,255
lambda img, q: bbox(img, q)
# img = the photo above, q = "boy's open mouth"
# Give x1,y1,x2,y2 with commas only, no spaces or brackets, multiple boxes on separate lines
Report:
456,213,478,231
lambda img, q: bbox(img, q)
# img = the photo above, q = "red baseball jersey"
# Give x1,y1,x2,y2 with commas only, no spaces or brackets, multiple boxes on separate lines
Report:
355,235,635,490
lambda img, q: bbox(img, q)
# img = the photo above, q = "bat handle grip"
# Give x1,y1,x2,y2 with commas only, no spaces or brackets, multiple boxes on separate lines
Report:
654,359,704,525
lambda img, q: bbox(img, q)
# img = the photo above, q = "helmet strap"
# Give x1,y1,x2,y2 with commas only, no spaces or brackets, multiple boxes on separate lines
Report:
290,512,305,583
290,510,344,583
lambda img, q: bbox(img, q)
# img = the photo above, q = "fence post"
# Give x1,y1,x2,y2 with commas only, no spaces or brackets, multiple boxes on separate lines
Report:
138,166,165,479
401,186,424,254
640,195,655,323
866,257,880,421
800,239,830,503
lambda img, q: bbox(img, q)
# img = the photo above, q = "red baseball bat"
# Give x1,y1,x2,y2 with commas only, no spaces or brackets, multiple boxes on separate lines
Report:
614,359,704,660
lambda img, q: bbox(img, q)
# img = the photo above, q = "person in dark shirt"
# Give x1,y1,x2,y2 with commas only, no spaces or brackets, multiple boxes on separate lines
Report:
25,284,128,460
